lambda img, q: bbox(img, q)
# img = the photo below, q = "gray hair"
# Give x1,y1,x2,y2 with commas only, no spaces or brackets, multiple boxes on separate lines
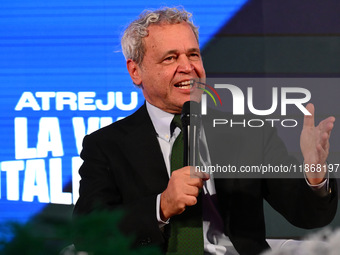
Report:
121,7,199,65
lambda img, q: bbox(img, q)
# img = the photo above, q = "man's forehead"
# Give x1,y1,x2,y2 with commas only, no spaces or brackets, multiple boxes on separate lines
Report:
144,22,198,49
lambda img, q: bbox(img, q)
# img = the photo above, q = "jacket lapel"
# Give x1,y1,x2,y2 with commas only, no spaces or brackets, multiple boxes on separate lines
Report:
121,104,169,193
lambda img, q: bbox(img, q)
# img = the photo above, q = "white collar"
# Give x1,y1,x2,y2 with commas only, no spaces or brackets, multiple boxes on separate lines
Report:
146,101,174,142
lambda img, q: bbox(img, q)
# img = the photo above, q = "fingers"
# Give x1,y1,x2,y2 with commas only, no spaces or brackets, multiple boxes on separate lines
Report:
304,102,335,134
302,103,335,152
171,167,208,188
161,166,209,218
320,129,330,144
303,103,315,128
318,116,335,135
182,186,200,206
172,166,210,180
190,166,210,180
317,116,335,152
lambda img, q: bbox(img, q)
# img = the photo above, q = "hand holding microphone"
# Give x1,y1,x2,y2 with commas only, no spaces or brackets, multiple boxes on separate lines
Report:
160,101,209,220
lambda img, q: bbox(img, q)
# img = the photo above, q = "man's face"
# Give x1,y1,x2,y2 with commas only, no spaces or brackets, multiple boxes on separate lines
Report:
128,22,206,114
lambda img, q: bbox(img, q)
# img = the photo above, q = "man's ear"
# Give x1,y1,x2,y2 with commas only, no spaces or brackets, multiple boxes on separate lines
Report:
126,59,142,86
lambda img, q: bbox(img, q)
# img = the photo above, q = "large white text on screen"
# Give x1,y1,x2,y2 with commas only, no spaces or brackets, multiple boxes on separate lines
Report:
0,91,139,205
15,91,138,111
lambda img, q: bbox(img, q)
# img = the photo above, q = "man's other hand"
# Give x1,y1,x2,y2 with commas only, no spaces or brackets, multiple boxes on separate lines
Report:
300,103,335,185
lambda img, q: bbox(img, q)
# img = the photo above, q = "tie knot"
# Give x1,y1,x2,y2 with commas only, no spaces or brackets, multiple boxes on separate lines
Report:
170,114,182,135
173,114,182,128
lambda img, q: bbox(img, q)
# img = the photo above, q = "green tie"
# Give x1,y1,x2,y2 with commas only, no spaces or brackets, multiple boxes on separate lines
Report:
166,115,204,255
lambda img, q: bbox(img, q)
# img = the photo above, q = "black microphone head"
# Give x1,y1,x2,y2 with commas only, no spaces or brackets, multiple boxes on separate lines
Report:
181,101,201,127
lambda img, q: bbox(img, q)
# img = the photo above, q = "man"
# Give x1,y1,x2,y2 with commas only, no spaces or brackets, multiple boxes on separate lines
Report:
73,7,338,255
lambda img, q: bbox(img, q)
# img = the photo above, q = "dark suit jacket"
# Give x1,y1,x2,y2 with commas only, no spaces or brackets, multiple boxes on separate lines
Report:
73,103,338,255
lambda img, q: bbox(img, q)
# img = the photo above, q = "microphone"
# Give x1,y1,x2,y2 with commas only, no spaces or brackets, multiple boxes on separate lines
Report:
181,101,201,166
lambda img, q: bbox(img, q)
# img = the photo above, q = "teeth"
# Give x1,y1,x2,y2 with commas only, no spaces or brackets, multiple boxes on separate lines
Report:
176,80,194,89
178,80,191,86
178,85,191,89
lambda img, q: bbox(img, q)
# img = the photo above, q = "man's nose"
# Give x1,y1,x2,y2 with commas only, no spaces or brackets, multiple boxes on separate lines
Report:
177,55,194,73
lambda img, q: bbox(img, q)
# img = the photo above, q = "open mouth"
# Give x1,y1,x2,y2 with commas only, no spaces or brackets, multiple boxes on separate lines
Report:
174,80,194,89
